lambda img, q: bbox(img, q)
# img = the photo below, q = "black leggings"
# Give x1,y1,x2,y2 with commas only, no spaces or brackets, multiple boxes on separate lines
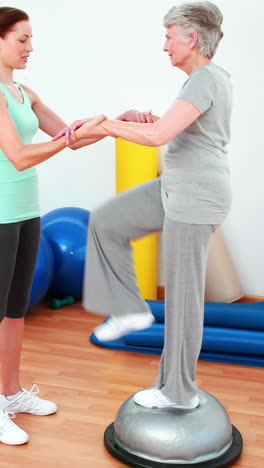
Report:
0,217,40,323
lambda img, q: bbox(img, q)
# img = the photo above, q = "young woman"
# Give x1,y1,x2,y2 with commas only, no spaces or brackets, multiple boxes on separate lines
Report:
0,7,105,445
59,1,232,411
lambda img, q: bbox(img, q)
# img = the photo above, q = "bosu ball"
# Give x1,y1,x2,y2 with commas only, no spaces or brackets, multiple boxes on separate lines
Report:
104,387,243,467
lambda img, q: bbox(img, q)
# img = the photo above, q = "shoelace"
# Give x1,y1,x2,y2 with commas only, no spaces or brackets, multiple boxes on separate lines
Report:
0,412,16,431
26,384,40,397
6,384,41,412
18,384,40,409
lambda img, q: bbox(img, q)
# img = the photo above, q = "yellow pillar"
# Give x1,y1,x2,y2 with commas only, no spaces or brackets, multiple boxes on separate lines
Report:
116,138,159,300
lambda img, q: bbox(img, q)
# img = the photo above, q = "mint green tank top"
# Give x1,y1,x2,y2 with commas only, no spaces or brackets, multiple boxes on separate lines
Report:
0,82,40,223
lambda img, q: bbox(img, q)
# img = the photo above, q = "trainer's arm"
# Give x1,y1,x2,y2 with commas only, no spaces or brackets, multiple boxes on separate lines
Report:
23,85,106,150
0,92,105,171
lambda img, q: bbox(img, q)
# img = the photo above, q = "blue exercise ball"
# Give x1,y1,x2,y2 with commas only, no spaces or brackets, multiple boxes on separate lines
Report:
28,232,54,310
41,207,90,299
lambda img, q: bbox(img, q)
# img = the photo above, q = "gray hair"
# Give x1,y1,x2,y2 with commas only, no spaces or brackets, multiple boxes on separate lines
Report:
163,1,223,58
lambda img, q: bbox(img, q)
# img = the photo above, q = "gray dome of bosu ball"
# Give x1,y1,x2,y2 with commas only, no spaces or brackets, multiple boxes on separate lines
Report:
104,388,243,467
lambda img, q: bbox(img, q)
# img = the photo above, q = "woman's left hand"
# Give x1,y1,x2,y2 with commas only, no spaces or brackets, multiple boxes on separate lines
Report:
77,115,109,140
52,116,107,145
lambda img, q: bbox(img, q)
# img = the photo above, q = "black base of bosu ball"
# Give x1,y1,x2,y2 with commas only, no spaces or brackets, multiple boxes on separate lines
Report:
104,389,243,468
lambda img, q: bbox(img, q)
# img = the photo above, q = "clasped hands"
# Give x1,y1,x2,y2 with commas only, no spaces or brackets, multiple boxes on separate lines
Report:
52,109,155,145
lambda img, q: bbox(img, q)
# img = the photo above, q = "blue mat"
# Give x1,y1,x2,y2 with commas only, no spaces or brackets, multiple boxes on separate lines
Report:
89,301,264,367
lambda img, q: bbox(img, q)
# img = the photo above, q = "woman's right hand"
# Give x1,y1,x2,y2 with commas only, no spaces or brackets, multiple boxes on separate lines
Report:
116,109,155,123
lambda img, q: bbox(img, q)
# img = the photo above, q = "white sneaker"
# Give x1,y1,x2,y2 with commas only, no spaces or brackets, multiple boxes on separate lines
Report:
133,387,199,409
0,410,29,445
94,312,155,342
0,385,58,416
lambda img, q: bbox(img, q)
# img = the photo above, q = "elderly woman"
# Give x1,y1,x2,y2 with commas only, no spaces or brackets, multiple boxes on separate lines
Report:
64,1,232,409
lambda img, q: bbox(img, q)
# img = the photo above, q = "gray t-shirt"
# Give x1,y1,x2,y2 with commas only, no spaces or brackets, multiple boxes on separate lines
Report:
161,62,232,224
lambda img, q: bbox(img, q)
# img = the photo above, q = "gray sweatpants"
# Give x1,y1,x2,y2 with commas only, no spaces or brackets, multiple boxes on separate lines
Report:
83,178,215,405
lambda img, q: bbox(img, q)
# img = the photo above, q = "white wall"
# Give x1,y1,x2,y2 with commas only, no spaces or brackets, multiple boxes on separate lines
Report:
8,0,264,295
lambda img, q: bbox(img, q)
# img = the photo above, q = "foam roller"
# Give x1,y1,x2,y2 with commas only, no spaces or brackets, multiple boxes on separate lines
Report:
146,300,264,331
124,324,264,355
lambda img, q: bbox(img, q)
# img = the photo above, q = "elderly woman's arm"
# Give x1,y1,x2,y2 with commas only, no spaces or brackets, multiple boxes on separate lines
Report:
53,110,159,148
77,99,200,147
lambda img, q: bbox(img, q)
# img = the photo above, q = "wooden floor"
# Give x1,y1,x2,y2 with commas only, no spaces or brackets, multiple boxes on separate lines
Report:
0,303,263,468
